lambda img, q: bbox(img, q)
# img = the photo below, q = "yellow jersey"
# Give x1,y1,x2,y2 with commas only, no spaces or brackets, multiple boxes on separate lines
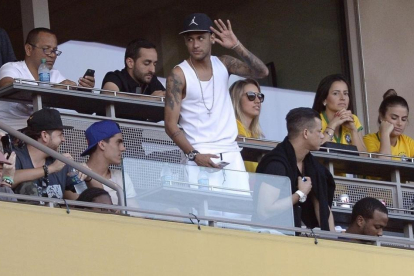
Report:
363,132,414,160
320,111,363,145
237,120,258,173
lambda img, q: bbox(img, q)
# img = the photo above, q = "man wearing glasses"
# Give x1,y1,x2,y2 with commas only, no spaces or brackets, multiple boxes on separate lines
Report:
0,27,94,88
0,28,95,129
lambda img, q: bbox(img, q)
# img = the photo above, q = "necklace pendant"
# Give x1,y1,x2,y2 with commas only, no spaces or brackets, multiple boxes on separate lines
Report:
208,111,212,116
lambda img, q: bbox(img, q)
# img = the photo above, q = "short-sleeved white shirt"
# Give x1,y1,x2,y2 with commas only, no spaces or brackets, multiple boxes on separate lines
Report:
0,60,66,84
0,61,66,129
104,169,138,206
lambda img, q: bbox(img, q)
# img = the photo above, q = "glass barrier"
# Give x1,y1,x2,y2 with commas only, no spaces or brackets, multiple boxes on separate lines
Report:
121,157,294,235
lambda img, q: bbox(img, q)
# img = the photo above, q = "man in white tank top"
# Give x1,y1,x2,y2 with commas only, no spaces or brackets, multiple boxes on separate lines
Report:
165,13,268,193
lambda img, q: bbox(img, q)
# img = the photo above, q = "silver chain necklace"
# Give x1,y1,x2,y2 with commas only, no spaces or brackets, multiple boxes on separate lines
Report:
189,57,214,116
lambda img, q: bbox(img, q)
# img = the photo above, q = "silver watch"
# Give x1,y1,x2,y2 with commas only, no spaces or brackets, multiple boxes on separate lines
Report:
295,190,307,203
186,150,199,161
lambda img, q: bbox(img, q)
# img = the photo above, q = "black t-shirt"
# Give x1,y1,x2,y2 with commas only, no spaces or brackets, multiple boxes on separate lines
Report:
263,161,302,190
101,68,165,95
14,145,74,199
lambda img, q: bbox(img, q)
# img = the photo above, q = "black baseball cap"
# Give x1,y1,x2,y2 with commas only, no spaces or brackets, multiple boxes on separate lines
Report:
179,13,213,35
22,108,73,132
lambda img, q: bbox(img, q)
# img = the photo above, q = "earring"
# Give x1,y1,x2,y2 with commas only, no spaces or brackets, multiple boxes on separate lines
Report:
323,102,326,106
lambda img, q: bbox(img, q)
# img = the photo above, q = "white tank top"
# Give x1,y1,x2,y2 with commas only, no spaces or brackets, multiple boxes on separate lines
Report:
177,56,239,154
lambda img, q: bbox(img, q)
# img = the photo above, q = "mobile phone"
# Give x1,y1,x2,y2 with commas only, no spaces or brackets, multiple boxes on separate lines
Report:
83,69,95,78
1,134,12,158
78,69,95,92
217,161,230,169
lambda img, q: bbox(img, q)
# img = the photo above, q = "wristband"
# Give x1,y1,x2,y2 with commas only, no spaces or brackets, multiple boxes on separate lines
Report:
2,176,14,185
231,40,241,50
43,164,49,178
326,126,335,132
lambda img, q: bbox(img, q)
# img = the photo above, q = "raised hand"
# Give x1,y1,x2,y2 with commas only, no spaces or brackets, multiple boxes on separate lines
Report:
210,19,239,49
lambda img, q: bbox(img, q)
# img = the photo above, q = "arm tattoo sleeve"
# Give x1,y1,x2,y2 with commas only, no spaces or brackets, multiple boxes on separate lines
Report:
166,72,183,110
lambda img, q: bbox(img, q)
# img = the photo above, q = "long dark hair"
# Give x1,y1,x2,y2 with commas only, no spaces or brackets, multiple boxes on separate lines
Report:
312,74,353,113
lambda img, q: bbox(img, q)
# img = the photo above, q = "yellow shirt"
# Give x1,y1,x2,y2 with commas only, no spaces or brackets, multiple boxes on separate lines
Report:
320,111,363,145
237,120,258,173
363,132,414,160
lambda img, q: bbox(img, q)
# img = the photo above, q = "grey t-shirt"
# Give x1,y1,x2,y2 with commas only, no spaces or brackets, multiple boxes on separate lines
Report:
14,145,74,199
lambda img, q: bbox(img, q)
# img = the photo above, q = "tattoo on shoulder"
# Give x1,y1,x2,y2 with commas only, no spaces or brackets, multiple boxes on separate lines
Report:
166,72,183,110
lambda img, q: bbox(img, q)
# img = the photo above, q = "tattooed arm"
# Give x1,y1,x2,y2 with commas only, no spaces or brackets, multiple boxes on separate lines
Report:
164,67,219,168
210,19,268,79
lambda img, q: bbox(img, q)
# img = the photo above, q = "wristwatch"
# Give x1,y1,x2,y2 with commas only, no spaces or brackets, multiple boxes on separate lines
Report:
186,150,200,161
295,190,307,203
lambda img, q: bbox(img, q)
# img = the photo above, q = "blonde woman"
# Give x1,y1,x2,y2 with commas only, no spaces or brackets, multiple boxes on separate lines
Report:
230,78,264,172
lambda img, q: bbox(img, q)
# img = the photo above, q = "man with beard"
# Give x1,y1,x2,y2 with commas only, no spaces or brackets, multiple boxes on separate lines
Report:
102,39,165,96
12,108,78,199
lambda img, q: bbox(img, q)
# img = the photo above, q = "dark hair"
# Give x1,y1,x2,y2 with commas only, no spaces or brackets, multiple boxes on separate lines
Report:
124,39,156,67
286,107,320,139
88,137,111,156
24,129,55,140
378,91,409,124
351,197,388,223
312,74,353,113
77,187,111,203
25,27,56,45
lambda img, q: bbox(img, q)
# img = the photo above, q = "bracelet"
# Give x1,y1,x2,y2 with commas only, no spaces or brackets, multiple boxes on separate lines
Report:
325,130,334,141
85,176,92,182
326,126,335,132
2,176,14,185
43,164,49,178
231,40,241,50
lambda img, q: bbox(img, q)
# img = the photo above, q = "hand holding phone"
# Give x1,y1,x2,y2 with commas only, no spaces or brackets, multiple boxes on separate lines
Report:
78,69,95,91
217,161,229,169
1,134,12,158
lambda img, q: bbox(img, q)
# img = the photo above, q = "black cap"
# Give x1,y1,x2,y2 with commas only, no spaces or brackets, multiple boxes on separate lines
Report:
23,108,73,132
179,13,213,35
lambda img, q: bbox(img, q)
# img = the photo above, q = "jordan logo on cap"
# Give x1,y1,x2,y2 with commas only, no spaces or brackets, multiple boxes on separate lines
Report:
189,16,198,26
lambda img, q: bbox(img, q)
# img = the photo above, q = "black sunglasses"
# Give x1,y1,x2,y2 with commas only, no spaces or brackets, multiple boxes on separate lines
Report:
245,91,265,103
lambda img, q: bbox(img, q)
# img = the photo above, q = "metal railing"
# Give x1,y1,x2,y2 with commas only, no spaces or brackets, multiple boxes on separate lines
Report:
0,121,125,206
12,78,165,102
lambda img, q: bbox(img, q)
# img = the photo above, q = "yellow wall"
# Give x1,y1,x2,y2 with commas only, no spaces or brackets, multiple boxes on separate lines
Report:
0,201,413,275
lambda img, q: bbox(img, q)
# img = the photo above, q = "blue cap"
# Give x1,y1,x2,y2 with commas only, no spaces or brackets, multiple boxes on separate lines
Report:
81,120,121,156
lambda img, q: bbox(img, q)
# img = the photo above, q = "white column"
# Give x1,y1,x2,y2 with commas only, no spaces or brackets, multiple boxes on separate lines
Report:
20,0,50,41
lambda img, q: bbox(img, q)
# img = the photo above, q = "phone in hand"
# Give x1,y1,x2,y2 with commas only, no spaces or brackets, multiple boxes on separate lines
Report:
83,69,95,78
217,161,230,169
1,134,12,158
78,69,95,92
